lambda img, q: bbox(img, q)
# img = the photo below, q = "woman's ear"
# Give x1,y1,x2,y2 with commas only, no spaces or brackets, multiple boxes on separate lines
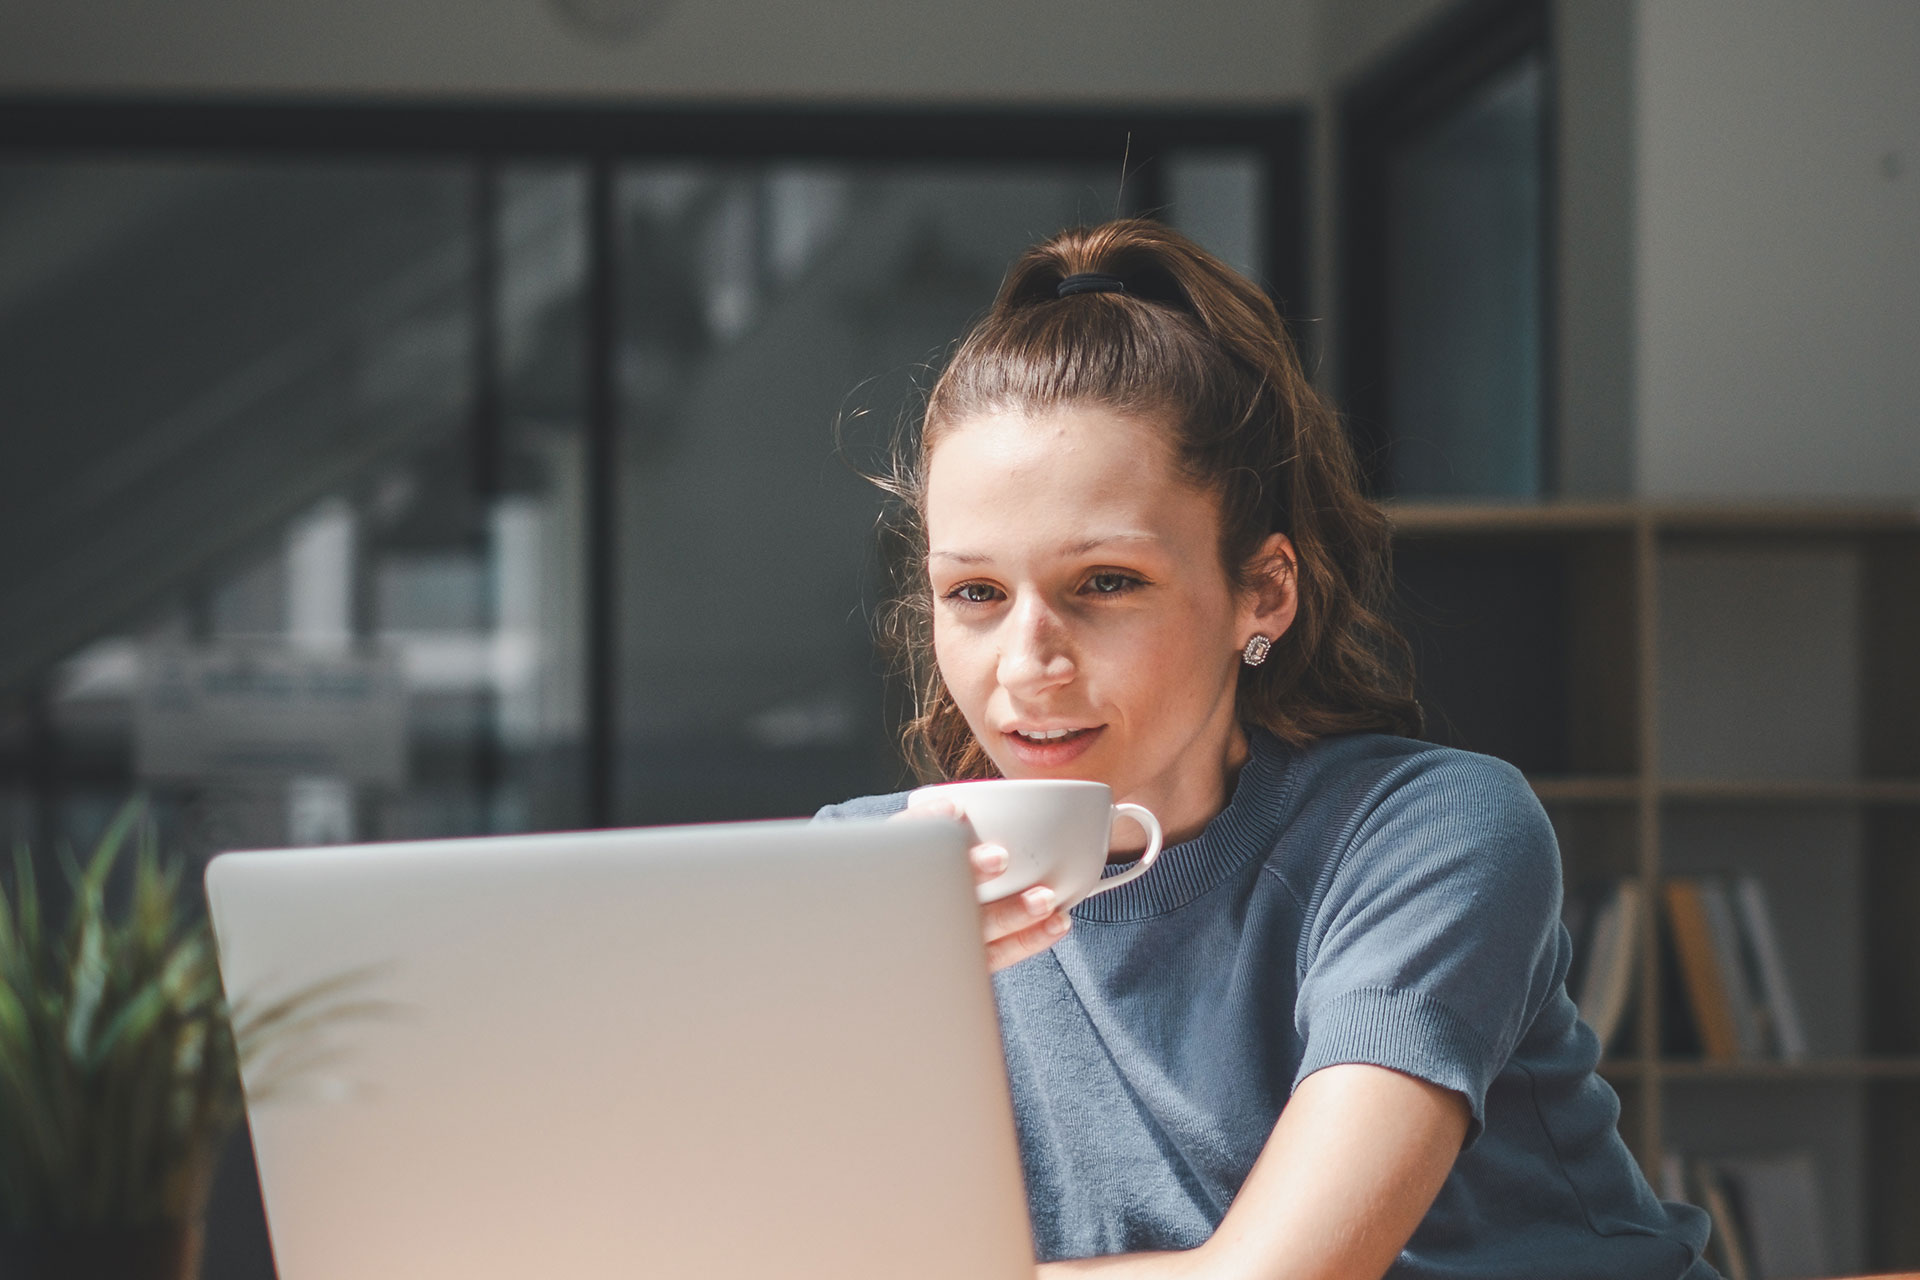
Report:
1239,533,1299,644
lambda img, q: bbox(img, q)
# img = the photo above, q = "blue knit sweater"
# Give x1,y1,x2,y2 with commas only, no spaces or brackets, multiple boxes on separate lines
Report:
816,731,1717,1278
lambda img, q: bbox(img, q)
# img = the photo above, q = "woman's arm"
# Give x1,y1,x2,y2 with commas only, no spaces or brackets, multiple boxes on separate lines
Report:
1037,1063,1469,1280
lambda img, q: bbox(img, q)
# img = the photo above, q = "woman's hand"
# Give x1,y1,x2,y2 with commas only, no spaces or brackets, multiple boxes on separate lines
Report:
892,796,1072,972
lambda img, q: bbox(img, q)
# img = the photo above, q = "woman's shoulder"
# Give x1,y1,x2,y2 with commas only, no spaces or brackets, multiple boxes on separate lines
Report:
1285,731,1537,815
811,790,912,822
1270,732,1556,886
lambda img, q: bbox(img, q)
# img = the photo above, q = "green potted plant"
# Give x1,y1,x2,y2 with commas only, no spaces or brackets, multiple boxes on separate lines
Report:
0,800,363,1280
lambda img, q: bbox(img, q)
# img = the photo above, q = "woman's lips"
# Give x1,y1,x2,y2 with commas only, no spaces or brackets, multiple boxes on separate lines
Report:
1002,725,1104,768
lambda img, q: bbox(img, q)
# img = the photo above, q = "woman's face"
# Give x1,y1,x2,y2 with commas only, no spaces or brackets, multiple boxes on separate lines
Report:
923,404,1294,844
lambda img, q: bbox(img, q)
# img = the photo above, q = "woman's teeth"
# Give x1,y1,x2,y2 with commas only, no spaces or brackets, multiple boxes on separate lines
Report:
1016,728,1080,742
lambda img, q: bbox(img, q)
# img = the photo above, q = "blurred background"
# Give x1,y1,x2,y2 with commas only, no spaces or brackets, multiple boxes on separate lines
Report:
0,0,1915,1276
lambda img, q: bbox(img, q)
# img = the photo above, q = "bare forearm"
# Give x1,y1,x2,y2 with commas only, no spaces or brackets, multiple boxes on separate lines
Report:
1038,1249,1207,1279
1037,1066,1467,1280
1036,1236,1301,1280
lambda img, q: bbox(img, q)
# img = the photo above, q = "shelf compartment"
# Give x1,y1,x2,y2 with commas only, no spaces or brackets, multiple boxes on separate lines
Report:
1660,779,1920,804
1653,506,1920,537
1863,531,1920,780
1866,811,1920,1054
1386,502,1638,535
1384,501,1920,539
1868,1080,1920,1267
1393,527,1639,776
1600,1058,1920,1083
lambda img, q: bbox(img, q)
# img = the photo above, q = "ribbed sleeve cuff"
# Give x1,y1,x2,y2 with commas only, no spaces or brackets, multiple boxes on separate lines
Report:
1293,986,1499,1147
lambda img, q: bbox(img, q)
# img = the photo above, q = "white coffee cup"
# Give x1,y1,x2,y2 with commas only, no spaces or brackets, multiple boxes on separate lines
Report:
908,779,1164,908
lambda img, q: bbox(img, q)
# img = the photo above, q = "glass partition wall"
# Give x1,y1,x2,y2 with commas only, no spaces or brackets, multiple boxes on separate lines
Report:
0,105,1305,856
3,159,593,858
610,163,1133,821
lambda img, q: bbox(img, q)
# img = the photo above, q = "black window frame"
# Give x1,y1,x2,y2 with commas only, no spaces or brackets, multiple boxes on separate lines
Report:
1336,0,1557,497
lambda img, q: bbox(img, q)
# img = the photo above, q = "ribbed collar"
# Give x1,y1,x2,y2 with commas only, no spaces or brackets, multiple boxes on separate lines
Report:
1072,728,1299,923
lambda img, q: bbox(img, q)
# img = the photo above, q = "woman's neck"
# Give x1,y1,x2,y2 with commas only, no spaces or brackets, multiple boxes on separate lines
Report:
1107,719,1252,860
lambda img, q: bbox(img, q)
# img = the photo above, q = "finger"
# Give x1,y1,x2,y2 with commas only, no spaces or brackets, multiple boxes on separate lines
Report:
985,909,1071,973
970,843,1009,884
891,795,958,821
982,884,1056,942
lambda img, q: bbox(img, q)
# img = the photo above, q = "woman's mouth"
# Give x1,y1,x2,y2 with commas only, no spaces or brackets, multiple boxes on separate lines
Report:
1003,725,1103,767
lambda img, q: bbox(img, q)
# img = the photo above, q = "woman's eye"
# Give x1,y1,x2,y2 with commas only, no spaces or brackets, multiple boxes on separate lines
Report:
950,583,1000,604
1085,573,1141,595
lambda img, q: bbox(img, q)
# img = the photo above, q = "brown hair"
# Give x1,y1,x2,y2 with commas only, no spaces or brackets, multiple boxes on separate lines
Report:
877,218,1420,781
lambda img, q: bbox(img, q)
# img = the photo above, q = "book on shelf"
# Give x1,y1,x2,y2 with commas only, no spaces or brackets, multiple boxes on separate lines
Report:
1731,874,1809,1061
1656,896,1703,1058
1658,1151,1687,1205
1696,879,1767,1058
1690,1159,1755,1280
1674,1150,1830,1280
1565,878,1642,1055
1563,889,1593,994
1564,874,1806,1063
1661,875,1808,1063
1665,879,1744,1061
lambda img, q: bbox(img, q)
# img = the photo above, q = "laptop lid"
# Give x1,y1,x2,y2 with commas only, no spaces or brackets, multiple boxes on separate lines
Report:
204,818,1033,1280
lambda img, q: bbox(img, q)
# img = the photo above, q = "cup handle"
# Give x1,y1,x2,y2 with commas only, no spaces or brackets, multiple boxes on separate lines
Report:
1085,803,1164,898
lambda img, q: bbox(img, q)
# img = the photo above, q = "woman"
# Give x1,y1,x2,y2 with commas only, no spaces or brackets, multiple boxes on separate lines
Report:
816,219,1714,1279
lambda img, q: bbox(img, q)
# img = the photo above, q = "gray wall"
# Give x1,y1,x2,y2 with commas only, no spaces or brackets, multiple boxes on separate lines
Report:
1632,0,1920,499
0,0,1314,102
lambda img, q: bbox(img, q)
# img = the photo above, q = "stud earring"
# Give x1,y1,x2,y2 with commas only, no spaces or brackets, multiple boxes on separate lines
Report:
1241,635,1271,667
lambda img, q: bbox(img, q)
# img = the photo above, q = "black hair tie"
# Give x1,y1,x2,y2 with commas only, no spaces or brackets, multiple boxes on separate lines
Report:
1056,272,1127,298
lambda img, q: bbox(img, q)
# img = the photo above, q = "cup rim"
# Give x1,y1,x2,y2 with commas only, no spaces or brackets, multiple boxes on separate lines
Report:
912,778,1111,793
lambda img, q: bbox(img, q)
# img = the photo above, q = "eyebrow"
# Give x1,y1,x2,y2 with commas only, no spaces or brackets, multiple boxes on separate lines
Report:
928,533,1163,566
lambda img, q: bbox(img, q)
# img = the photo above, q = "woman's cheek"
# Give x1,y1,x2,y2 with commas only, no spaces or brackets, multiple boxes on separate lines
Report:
934,627,990,708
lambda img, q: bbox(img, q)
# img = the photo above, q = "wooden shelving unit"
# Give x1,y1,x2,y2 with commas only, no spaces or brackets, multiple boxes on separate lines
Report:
1387,500,1920,1273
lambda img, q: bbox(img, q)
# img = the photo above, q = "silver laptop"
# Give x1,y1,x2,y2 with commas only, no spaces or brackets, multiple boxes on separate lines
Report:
205,818,1033,1280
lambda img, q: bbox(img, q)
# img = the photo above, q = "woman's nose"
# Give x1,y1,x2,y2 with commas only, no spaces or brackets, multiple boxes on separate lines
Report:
997,596,1076,693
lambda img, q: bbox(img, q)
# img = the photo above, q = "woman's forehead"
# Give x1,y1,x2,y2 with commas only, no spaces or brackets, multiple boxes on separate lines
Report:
928,530,1168,568
926,405,1179,486
924,407,1219,556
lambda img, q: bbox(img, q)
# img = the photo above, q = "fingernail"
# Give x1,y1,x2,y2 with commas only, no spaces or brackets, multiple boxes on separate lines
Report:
1045,912,1071,936
976,845,1009,874
1024,886,1055,917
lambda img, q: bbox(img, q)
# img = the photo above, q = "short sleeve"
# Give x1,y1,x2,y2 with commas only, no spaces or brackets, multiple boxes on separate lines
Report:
811,792,910,823
1292,751,1562,1145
